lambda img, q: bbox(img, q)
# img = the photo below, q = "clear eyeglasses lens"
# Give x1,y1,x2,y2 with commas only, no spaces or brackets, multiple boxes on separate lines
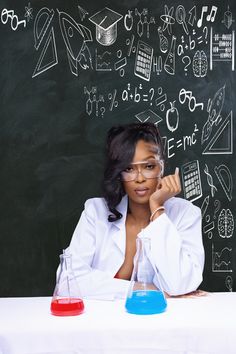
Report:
121,160,163,182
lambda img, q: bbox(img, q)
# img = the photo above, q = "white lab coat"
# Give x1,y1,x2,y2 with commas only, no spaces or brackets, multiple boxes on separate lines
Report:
66,195,204,300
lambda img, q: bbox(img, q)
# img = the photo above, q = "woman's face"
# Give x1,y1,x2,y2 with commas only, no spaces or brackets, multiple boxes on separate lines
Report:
122,139,163,206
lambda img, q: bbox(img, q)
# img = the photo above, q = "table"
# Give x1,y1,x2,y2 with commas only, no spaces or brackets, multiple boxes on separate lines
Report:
0,293,235,354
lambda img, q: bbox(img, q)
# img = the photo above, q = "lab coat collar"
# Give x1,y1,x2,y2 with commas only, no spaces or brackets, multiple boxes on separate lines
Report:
109,195,128,255
110,195,128,230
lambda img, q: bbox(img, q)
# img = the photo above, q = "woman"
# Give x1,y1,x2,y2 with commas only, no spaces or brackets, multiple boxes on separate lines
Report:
66,122,204,300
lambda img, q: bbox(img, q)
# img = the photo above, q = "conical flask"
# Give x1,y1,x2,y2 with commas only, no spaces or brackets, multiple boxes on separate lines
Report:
50,250,84,316
164,35,176,75
125,237,167,315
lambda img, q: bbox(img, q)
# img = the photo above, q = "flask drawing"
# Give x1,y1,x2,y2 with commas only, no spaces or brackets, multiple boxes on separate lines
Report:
164,35,176,75
50,250,84,316
125,237,167,315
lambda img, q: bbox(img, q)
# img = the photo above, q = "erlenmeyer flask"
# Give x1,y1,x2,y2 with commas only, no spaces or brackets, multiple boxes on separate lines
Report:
50,250,84,316
125,237,167,315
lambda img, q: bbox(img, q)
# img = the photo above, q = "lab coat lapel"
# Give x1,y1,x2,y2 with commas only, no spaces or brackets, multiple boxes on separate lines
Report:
110,196,128,255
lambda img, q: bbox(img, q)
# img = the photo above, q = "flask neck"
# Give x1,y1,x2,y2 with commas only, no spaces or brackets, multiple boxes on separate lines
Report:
60,253,72,271
136,237,151,259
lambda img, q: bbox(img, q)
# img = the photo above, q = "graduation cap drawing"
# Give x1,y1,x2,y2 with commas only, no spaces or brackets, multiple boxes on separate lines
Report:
89,7,123,46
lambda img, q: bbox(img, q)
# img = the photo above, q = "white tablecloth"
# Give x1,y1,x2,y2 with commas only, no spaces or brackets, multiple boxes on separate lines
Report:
0,293,235,354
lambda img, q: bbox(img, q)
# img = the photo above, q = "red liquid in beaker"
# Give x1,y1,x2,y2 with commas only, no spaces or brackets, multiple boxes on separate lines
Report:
51,298,84,316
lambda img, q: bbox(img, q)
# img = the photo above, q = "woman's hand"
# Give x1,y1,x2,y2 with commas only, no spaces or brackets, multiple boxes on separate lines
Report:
149,167,181,211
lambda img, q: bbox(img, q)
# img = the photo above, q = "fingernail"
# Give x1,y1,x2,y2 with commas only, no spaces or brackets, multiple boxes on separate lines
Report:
175,167,179,174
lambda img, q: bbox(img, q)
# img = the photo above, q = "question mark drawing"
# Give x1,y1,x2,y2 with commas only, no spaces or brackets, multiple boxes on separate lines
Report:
182,56,191,75
203,26,208,43
213,199,221,219
225,275,233,292
149,87,155,105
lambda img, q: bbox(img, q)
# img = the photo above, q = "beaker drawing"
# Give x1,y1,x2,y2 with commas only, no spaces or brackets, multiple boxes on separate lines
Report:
50,250,84,316
125,237,167,315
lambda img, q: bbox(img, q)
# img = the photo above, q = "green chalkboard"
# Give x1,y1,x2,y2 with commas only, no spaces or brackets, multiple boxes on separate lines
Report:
0,0,235,295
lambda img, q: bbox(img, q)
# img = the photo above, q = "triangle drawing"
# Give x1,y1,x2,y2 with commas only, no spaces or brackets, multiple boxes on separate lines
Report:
203,111,233,155
32,27,58,78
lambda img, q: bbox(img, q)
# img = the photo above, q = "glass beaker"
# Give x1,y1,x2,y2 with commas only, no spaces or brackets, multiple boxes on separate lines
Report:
50,250,84,316
125,237,167,315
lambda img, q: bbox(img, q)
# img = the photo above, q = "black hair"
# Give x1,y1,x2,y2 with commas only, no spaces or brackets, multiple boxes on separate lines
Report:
102,122,165,222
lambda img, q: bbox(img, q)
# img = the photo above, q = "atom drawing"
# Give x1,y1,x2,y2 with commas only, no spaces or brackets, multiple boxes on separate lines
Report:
24,2,33,23
160,5,175,35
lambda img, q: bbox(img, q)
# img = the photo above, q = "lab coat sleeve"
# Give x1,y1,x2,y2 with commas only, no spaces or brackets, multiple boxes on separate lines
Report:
140,202,204,296
65,201,130,300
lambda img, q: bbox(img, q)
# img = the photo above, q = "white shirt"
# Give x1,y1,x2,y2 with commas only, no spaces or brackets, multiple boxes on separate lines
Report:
66,195,204,300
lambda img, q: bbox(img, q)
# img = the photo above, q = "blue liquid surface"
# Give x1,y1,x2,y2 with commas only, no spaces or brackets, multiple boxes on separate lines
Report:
125,290,167,315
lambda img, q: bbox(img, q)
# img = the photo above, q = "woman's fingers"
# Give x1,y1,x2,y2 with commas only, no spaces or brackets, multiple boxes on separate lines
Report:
161,171,181,195
174,167,182,192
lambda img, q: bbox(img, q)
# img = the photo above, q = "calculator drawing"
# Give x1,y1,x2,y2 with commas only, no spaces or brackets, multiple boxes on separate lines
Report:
134,40,153,81
181,160,202,202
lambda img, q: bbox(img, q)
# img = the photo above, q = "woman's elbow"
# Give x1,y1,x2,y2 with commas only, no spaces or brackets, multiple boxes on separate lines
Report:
165,264,204,296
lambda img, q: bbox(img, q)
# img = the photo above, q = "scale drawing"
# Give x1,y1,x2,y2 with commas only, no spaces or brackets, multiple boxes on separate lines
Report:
203,111,233,154
218,209,234,238
89,7,122,46
134,40,153,81
214,164,233,201
181,160,202,202
212,244,232,272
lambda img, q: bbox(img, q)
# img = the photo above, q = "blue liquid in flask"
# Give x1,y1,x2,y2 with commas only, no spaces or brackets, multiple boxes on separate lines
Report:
125,290,167,315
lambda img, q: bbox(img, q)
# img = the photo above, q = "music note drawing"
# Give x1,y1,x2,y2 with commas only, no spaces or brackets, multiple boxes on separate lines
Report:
207,6,218,22
197,6,208,28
